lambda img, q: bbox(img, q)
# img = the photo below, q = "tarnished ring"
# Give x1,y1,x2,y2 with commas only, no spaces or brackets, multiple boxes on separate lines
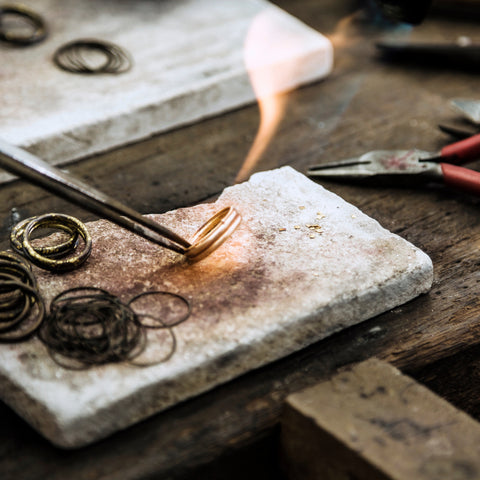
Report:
0,281,45,342
185,207,241,261
22,213,92,272
11,216,79,258
0,5,47,46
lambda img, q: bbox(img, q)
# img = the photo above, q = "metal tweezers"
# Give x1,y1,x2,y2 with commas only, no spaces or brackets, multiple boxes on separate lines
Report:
0,139,241,261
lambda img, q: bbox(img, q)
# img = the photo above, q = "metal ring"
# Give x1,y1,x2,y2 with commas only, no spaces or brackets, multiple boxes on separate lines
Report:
53,39,132,74
185,207,242,261
0,259,36,286
11,216,79,258
0,281,45,342
0,5,47,46
0,250,33,270
22,213,92,272
0,272,31,326
128,291,191,329
40,287,142,368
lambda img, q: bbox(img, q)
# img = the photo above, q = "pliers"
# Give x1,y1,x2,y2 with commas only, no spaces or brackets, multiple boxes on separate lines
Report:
307,133,480,197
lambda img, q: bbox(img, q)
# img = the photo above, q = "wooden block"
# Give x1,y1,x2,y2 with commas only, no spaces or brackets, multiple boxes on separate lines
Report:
281,358,480,480
0,0,332,183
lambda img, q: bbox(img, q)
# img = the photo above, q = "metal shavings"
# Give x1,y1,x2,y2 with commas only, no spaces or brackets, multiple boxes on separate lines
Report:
306,224,323,234
316,212,326,220
309,233,316,239
298,206,305,210
278,228,286,232
294,225,301,230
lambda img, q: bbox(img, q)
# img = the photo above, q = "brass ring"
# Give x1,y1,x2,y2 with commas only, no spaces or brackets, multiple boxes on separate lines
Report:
22,213,92,272
0,5,47,46
185,207,241,261
11,216,79,258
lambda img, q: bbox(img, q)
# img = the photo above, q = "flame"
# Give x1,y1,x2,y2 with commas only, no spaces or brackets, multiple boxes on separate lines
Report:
329,13,358,50
235,93,287,184
235,9,333,184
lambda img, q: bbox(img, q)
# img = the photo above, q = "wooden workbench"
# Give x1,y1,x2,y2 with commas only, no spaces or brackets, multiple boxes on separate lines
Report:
1,1,480,478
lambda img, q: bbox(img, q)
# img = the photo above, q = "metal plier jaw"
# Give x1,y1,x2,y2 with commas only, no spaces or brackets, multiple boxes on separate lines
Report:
307,144,480,197
307,150,443,182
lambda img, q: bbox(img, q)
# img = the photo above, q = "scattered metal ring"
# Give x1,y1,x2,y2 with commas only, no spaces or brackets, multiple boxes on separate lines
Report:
128,290,191,329
0,4,47,46
0,272,32,326
0,250,33,270
53,38,132,74
21,213,92,272
0,280,45,342
39,287,143,368
0,260,37,287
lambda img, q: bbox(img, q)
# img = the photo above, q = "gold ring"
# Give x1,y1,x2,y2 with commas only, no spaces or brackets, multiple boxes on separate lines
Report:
22,213,92,271
185,207,241,261
11,216,79,258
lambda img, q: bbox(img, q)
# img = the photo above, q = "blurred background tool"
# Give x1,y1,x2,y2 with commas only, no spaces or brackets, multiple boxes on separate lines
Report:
373,0,433,24
439,99,480,139
376,38,480,71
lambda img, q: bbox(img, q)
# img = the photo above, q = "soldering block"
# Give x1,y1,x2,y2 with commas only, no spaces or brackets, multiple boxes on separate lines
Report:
0,167,433,447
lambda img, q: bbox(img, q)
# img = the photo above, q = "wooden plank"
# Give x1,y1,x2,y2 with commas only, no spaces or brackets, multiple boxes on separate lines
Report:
281,358,480,479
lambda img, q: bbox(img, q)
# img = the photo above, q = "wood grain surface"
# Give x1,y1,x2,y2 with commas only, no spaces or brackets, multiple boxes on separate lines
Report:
1,1,480,478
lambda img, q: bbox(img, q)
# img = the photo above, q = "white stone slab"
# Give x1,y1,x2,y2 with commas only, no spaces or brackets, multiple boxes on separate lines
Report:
0,168,433,448
0,0,333,182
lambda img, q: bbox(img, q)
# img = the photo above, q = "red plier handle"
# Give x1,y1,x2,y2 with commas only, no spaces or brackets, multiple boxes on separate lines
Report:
441,132,480,164
441,163,480,196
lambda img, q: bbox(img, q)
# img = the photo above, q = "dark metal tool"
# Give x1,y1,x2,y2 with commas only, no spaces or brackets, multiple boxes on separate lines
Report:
0,140,241,261
307,133,480,196
374,0,433,24
376,38,480,71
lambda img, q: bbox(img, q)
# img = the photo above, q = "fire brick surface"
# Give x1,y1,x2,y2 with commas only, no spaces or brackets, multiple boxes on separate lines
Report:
0,167,432,447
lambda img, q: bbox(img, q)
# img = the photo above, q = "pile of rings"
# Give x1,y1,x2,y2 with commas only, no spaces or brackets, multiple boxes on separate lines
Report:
53,39,132,74
0,4,131,75
0,4,47,46
2,213,192,368
0,251,45,342
10,213,92,272
39,287,191,369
